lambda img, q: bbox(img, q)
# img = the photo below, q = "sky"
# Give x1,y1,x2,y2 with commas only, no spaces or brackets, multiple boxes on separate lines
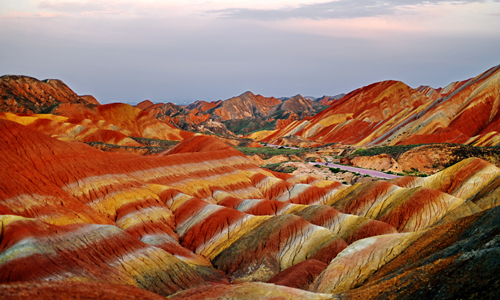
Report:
1,0,500,104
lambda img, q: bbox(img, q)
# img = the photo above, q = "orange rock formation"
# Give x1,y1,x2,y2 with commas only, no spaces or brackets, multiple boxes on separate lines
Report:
257,65,500,147
1,66,500,299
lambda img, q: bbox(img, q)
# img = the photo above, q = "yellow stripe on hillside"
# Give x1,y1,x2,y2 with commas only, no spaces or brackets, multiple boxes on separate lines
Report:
205,215,271,260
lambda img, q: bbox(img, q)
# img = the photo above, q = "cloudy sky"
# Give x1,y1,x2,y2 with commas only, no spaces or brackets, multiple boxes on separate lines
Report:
1,0,500,104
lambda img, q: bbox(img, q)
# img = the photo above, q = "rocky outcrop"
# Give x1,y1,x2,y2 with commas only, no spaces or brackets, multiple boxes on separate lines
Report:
346,143,500,174
391,157,500,206
97,103,191,140
195,119,236,136
185,100,223,113
260,80,429,145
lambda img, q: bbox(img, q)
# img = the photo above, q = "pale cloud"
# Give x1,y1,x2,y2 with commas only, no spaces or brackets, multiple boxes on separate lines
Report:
2,0,493,21
266,1,500,37
212,0,485,20
0,0,37,15
30,0,335,17
36,1,143,17
38,1,115,12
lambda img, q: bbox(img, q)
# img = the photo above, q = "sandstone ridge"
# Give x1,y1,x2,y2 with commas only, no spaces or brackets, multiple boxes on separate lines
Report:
0,117,499,299
257,65,500,147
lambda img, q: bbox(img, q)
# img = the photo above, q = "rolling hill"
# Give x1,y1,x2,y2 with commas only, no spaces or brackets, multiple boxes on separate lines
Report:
1,117,499,299
257,65,500,147
1,65,499,299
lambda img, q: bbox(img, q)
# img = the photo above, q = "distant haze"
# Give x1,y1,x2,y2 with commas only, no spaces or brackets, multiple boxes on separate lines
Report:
1,0,500,104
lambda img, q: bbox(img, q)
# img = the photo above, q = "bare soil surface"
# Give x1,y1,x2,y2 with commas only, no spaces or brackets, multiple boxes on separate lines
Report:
282,161,379,184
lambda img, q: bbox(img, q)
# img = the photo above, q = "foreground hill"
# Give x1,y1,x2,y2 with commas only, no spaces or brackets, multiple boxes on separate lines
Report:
258,65,500,147
0,118,499,299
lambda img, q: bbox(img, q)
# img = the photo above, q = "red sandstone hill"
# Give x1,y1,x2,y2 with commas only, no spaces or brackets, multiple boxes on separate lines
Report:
257,64,500,147
4,64,500,147
0,75,99,114
96,103,193,140
316,94,345,106
136,91,327,136
260,79,429,145
212,92,321,122
185,100,223,113
0,76,194,145
216,91,282,120
215,92,326,135
159,135,237,155
1,66,500,299
135,100,234,136
0,102,193,146
0,74,324,140
1,117,499,299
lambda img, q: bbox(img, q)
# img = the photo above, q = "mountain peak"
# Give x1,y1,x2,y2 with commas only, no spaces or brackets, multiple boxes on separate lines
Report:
240,91,256,97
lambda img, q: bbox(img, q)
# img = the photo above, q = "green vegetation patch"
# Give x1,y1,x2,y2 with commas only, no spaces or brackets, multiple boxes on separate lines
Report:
263,163,298,174
353,144,423,159
130,137,180,147
401,168,430,177
354,143,500,160
85,141,172,155
223,118,276,135
313,164,350,174
234,146,308,157
269,109,289,120
40,102,61,114
329,167,342,173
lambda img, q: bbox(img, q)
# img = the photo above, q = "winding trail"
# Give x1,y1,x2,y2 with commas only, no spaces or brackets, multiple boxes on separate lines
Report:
262,144,400,179
308,162,400,180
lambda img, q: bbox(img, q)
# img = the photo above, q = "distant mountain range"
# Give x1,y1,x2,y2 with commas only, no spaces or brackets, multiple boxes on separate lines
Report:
1,64,499,147
136,91,328,136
